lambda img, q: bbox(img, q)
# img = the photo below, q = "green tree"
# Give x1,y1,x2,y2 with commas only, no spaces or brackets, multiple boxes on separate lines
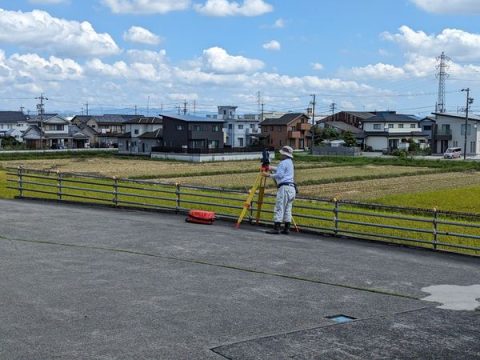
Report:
342,131,356,147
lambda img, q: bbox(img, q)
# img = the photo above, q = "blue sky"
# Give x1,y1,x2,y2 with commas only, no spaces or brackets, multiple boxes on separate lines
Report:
0,0,479,117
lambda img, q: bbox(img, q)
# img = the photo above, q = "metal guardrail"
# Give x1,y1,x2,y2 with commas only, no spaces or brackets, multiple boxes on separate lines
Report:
6,167,480,256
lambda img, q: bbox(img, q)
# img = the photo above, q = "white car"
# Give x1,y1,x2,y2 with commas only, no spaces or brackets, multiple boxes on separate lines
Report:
443,147,462,159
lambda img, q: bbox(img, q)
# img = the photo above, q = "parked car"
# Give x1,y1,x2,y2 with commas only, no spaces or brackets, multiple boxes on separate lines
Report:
443,147,462,159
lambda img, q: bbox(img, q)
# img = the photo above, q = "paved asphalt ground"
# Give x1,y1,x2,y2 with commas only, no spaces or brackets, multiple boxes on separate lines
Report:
0,199,478,360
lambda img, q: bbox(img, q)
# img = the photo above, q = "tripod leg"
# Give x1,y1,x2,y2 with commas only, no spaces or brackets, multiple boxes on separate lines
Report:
255,175,267,224
236,174,262,228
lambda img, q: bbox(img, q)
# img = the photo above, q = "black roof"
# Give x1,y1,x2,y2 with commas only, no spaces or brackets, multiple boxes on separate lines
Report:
0,111,28,124
124,116,163,124
260,113,308,126
160,114,224,123
362,111,420,123
139,129,163,139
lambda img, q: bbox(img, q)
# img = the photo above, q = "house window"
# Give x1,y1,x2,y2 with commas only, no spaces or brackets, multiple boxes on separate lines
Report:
290,126,296,131
228,124,232,129
250,124,255,129
423,125,432,131
398,124,404,129
238,138,244,147
134,129,139,135
453,141,458,147
176,125,183,131
471,141,476,153
194,125,201,131
461,124,472,136
373,124,382,130
388,124,394,128
212,125,220,132
410,124,416,128
238,125,243,130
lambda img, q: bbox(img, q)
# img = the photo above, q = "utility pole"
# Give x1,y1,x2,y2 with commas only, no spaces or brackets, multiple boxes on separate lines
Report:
193,100,196,114
461,88,474,160
257,91,262,113
134,105,137,115
330,102,336,115
436,52,450,113
35,93,48,150
260,103,264,122
310,94,316,154
183,100,188,115
84,102,89,116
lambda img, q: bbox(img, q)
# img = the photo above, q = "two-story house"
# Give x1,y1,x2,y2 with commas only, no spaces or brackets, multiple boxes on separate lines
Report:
118,116,163,155
71,114,140,147
362,111,427,152
428,112,480,155
0,111,30,143
161,114,224,150
23,114,89,149
218,106,261,147
260,113,311,150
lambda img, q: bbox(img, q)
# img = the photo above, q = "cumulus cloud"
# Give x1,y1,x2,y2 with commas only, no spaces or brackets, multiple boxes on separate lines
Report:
102,0,191,14
123,26,161,45
262,40,281,51
194,0,273,16
311,62,324,71
273,18,285,28
410,0,480,14
0,9,119,57
201,47,264,74
350,63,406,80
382,25,480,61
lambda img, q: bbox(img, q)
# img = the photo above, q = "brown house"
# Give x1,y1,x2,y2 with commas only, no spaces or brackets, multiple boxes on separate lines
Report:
260,113,311,150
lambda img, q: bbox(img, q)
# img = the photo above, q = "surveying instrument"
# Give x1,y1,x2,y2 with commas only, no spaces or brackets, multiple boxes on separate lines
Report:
235,149,298,231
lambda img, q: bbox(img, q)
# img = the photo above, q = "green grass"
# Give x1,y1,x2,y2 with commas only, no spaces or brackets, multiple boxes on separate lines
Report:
372,184,480,215
5,168,478,257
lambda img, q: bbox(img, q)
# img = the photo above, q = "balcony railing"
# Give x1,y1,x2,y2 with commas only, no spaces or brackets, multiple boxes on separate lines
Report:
288,131,302,139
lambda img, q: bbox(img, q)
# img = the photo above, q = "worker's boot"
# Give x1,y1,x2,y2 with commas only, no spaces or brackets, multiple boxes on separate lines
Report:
266,222,281,234
281,222,291,235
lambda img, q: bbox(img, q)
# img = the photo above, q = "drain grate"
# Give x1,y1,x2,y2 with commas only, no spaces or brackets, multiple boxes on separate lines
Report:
326,314,356,323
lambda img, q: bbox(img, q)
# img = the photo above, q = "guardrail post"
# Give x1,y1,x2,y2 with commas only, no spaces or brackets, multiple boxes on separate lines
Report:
175,183,181,213
432,207,438,250
333,198,339,236
57,171,63,201
113,177,118,206
17,166,23,198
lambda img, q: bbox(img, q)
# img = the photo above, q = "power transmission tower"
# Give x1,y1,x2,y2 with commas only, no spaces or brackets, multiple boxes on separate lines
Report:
436,52,450,113
35,93,48,150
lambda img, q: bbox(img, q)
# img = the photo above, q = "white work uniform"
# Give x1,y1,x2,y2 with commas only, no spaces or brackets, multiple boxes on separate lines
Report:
270,158,295,223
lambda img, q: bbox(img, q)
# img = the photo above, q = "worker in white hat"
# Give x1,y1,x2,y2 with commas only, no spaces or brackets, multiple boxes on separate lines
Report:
262,145,296,234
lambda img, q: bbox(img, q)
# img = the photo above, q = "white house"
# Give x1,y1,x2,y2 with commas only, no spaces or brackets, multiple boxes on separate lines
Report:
428,112,480,155
0,111,30,142
218,106,261,147
362,111,428,151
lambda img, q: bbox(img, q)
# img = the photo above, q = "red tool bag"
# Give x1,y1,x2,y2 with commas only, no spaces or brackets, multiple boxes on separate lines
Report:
185,209,216,225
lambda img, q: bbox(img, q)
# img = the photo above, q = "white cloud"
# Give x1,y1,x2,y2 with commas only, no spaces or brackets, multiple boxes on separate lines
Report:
383,25,480,61
311,62,324,71
262,40,281,51
123,26,161,45
194,0,273,16
0,9,119,57
201,47,264,73
350,63,406,80
102,0,191,14
410,0,480,14
273,18,285,28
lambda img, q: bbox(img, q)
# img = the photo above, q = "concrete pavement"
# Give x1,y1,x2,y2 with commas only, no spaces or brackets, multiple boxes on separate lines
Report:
0,199,478,359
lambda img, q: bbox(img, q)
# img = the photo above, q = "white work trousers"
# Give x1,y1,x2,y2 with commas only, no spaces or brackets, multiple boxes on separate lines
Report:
273,185,296,223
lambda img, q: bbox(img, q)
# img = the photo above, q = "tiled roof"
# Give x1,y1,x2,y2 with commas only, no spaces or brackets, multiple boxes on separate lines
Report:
260,113,307,125
160,114,224,123
139,129,163,139
363,111,420,123
124,116,163,124
0,111,28,124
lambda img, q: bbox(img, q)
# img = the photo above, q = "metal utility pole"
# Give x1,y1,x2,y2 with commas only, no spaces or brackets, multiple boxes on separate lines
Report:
35,93,48,150
183,100,188,115
436,52,450,113
257,91,262,113
461,88,474,160
84,102,89,116
310,94,316,154
260,103,264,122
330,102,336,115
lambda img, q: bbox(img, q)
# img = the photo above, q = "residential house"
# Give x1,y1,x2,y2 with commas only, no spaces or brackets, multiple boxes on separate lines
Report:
362,111,427,151
260,113,312,150
218,106,261,147
23,114,89,149
118,116,163,155
428,112,480,155
322,111,376,128
0,111,30,142
160,114,224,150
71,114,140,147
318,120,367,147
